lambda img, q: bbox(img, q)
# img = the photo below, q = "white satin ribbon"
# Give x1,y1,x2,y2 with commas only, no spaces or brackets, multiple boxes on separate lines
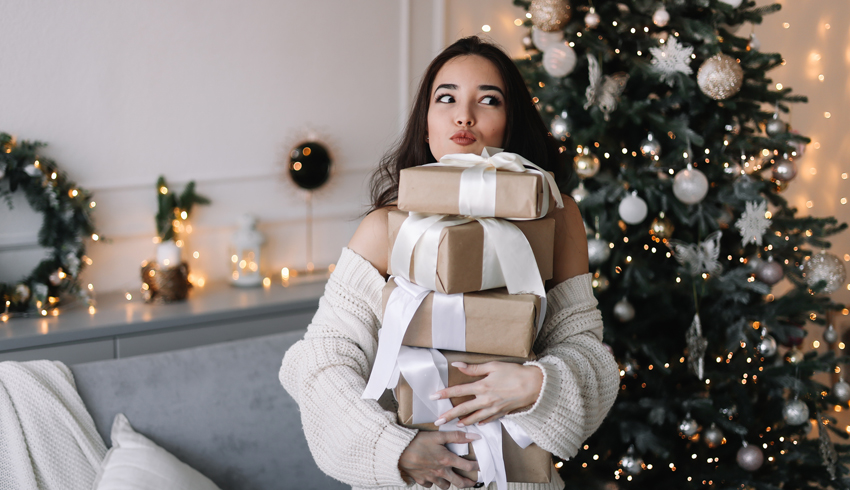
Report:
431,292,466,352
396,346,533,490
427,147,564,219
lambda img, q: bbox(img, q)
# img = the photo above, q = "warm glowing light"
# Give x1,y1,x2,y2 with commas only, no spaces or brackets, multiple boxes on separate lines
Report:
263,277,271,287
91,234,99,241
197,278,205,287
526,12,531,18
231,255,238,263
50,172,57,179
163,259,171,266
239,259,248,269
175,240,184,248
193,251,200,259
514,18,523,26
88,283,94,290
281,267,290,280
776,83,783,90
292,162,302,171
88,306,96,315
181,210,188,219
70,189,78,197
160,186,168,195
818,74,825,81
328,263,336,272
555,461,564,468
153,236,161,244
825,112,831,119
783,22,790,28
482,24,491,32
813,340,820,348
806,201,813,208
232,271,239,280
90,201,96,208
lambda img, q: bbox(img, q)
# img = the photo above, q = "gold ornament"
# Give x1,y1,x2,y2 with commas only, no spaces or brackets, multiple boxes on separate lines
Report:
785,346,804,364
650,212,674,239
530,0,571,32
697,53,744,100
574,147,600,179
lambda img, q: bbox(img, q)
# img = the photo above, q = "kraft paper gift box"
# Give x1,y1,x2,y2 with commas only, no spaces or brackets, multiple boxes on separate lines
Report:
397,165,553,220
386,210,555,295
382,277,540,359
396,350,552,484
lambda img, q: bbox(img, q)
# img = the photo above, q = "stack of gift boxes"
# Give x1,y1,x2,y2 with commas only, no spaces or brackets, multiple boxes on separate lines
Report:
371,152,560,486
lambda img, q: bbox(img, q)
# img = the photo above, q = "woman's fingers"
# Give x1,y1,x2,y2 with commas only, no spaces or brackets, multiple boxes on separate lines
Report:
458,405,502,427
435,397,491,426
432,379,482,401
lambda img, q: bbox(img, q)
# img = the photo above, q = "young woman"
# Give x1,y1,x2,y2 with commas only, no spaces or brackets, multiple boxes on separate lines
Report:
280,37,619,490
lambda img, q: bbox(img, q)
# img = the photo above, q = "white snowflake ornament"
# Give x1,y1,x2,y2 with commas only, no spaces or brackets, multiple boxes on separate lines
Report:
649,37,694,86
735,200,771,247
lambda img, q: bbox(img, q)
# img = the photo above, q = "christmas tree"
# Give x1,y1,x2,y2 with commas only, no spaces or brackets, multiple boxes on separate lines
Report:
513,0,850,488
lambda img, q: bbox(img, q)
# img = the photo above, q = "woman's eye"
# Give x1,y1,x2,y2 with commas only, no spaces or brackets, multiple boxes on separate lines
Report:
481,95,501,106
437,94,454,103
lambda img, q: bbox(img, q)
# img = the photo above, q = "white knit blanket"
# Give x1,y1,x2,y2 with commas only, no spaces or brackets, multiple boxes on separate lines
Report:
0,360,107,490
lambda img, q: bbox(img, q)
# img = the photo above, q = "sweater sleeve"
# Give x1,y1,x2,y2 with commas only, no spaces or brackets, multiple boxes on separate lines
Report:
503,272,619,460
279,248,417,488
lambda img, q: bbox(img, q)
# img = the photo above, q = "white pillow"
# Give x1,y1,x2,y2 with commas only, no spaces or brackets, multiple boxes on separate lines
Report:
92,413,222,490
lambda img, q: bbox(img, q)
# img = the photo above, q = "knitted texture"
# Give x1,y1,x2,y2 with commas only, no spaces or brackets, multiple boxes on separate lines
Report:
280,248,619,490
0,360,107,490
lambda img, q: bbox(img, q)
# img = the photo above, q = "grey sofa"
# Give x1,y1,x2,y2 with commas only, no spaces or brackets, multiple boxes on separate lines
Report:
70,329,347,490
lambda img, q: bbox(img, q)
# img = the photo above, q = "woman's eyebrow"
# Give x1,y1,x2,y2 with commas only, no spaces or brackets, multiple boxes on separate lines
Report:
479,85,504,96
435,83,458,91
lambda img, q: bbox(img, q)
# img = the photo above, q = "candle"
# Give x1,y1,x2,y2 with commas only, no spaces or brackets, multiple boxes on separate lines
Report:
157,240,181,269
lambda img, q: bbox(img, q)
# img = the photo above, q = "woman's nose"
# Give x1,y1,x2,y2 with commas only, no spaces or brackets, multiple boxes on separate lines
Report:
455,105,475,127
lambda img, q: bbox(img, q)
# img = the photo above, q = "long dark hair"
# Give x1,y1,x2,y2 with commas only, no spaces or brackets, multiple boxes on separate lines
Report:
368,36,568,212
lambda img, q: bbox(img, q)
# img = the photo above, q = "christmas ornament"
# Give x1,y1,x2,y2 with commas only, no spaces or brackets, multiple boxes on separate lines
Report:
530,0,571,32
765,113,787,137
652,7,670,27
550,113,570,138
574,146,600,179
588,234,611,265
817,411,839,480
697,53,744,100
783,398,810,425
15,283,32,303
622,358,638,376
613,297,635,322
668,230,722,277
619,446,643,475
748,33,761,51
649,213,674,239
754,257,783,285
679,414,699,436
584,7,600,28
23,164,41,177
824,324,838,344
48,269,64,286
735,200,771,247
771,157,796,181
571,181,589,203
0,163,5,180
522,35,534,50
686,313,708,380
543,42,578,77
719,0,743,8
786,346,804,364
639,132,661,157
618,192,648,225
531,27,564,52
757,334,778,357
673,164,709,205
736,443,764,471
584,55,629,121
592,271,610,292
833,379,850,403
649,37,694,86
802,251,847,294
704,423,724,448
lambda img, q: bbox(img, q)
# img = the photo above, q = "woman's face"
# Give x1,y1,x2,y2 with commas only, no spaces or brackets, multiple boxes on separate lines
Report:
426,55,507,161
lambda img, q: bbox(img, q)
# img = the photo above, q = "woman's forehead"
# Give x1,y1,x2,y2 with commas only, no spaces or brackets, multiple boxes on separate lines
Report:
433,55,504,90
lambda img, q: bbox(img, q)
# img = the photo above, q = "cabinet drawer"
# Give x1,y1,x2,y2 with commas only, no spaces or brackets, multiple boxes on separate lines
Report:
0,339,115,364
116,310,314,358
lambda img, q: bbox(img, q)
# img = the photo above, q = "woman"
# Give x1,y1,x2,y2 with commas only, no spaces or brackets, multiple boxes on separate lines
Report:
280,37,619,490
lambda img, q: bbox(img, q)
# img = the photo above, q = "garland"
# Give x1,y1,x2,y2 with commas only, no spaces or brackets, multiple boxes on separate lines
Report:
0,132,96,314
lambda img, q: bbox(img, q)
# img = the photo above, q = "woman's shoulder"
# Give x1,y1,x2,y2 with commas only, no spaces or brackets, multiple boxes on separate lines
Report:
348,206,397,276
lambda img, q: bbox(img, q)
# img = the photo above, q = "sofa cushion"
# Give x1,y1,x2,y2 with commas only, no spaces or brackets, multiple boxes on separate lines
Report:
71,330,345,490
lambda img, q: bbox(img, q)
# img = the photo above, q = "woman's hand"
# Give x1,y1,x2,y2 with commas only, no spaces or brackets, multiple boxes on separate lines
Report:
399,431,481,489
432,362,543,427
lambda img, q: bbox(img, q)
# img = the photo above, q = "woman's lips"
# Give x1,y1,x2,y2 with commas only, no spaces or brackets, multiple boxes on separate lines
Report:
450,131,477,146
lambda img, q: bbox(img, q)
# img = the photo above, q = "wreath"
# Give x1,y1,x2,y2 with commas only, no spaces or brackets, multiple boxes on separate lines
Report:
0,132,97,314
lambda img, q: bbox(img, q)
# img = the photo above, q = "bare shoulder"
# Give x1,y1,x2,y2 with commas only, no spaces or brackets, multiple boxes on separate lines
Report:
548,193,589,286
348,207,393,276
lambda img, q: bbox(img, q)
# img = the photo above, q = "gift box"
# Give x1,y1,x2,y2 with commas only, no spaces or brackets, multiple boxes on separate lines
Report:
387,210,555,295
396,350,552,484
398,165,552,219
383,277,540,358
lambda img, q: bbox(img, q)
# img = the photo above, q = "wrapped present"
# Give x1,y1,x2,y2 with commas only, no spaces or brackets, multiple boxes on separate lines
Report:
395,349,552,484
382,277,540,358
387,210,554,295
397,148,563,220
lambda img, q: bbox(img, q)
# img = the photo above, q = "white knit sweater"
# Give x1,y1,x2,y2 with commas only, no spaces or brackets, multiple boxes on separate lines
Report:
280,247,619,490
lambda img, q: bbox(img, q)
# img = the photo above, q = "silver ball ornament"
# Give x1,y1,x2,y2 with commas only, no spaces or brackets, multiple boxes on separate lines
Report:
531,27,564,52
529,0,571,32
619,447,643,475
736,444,764,471
772,158,797,181
757,334,777,357
584,7,601,28
703,424,724,448
697,53,744,100
783,399,810,426
824,324,838,344
571,182,589,203
15,283,31,303
802,251,847,294
679,416,699,436
652,7,670,27
833,381,850,403
748,33,761,51
673,166,709,205
587,237,611,266
542,42,577,77
613,297,635,322
574,149,600,179
754,258,783,285
639,133,661,157
618,194,648,225
719,0,744,8
765,116,787,137
550,113,570,138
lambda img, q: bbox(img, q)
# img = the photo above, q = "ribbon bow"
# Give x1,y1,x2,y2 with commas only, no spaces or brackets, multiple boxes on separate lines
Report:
430,147,564,219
